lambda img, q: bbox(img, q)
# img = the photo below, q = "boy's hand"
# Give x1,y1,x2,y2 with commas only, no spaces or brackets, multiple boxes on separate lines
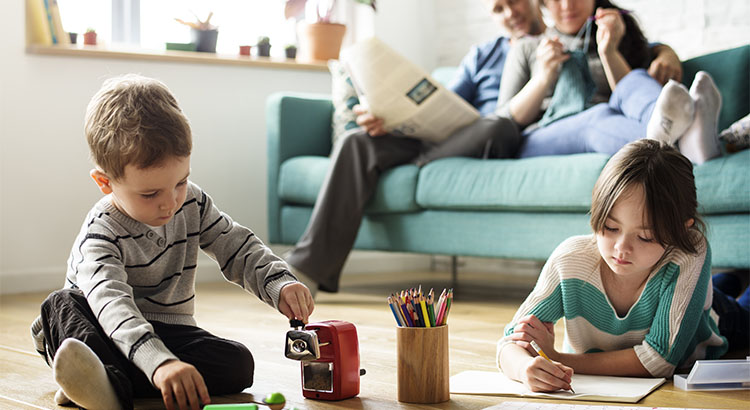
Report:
153,359,210,410
521,355,574,392
279,282,314,323
510,314,556,358
353,104,387,137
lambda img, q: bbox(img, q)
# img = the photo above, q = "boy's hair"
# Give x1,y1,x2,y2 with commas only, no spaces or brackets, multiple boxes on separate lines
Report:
590,139,705,254
85,74,192,180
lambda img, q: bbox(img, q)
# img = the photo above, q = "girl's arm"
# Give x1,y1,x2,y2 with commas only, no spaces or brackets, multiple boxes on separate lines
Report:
554,348,650,376
499,341,574,392
595,8,631,91
501,37,569,126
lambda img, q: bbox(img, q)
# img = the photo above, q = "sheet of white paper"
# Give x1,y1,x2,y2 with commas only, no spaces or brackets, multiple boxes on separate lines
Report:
450,370,665,403
483,401,726,410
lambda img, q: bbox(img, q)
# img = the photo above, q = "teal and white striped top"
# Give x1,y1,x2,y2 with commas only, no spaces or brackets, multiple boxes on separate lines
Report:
498,234,727,377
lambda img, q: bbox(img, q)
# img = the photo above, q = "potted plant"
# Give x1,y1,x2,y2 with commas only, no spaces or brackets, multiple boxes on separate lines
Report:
285,0,376,61
256,36,271,57
284,44,297,59
83,28,97,46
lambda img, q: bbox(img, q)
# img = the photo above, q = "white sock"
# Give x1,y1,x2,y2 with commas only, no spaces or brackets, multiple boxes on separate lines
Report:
54,388,72,406
53,338,122,410
646,80,695,145
678,71,722,164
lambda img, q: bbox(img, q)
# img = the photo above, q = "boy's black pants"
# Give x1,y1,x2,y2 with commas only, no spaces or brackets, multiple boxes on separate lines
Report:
40,289,254,408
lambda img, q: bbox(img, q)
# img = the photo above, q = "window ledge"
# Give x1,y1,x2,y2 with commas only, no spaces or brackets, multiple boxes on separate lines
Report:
25,44,329,72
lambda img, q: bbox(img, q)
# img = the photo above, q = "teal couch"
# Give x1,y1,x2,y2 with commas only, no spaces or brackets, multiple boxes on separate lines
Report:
267,46,749,270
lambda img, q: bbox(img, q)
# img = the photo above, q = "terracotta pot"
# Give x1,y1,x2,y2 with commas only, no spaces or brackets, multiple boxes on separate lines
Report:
83,32,97,45
239,45,251,56
298,22,346,61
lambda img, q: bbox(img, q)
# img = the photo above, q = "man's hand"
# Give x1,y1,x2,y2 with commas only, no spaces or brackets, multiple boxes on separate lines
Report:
648,45,682,85
279,282,314,323
353,104,387,137
153,360,210,410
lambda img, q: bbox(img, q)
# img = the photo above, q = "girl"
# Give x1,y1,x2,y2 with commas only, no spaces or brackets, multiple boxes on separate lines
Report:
496,0,721,164
497,139,728,392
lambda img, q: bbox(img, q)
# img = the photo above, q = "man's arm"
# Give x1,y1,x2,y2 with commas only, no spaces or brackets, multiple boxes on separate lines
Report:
649,44,682,85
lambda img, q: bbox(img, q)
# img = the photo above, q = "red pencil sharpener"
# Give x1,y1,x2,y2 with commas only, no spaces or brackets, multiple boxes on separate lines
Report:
285,320,365,400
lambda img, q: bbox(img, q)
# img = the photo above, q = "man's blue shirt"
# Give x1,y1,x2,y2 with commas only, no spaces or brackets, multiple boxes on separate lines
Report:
447,36,511,117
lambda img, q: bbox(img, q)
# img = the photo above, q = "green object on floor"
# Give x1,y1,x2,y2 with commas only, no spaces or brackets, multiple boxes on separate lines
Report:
203,404,258,410
264,392,286,404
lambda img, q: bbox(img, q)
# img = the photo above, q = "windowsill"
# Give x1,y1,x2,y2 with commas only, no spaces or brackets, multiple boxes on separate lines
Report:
25,44,329,72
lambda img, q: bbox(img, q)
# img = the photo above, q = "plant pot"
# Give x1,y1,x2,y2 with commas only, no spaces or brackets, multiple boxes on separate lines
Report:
239,45,251,56
68,32,77,44
83,32,97,46
298,22,346,61
285,48,297,59
257,44,271,57
191,29,218,53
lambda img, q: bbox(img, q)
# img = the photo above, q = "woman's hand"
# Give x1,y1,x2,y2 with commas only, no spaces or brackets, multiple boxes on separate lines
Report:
595,8,626,57
520,355,574,392
510,314,557,358
153,360,210,410
279,282,314,323
353,104,387,137
533,36,570,86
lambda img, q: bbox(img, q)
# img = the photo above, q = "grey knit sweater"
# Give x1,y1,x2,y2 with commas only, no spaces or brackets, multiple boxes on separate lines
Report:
31,181,297,383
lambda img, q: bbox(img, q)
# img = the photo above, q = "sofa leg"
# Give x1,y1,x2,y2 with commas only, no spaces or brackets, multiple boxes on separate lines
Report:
451,256,458,289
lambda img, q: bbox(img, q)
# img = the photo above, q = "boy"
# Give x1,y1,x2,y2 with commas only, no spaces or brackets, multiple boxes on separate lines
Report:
29,74,314,410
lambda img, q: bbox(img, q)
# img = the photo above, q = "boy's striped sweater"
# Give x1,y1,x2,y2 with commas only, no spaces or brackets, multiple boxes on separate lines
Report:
498,235,727,377
33,182,296,382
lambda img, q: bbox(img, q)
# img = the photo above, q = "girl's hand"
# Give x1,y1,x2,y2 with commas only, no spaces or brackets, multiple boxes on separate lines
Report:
595,8,626,57
533,37,570,86
153,360,210,410
520,355,574,392
510,314,556,358
279,282,314,323
353,104,387,137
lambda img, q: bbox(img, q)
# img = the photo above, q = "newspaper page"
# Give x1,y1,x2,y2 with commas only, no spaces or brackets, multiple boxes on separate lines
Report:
340,37,480,143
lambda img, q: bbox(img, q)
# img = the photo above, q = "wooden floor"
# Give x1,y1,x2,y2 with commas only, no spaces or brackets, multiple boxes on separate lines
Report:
1,270,748,410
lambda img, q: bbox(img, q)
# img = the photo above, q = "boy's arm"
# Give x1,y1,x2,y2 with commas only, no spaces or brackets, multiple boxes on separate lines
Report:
195,186,296,310
74,234,178,382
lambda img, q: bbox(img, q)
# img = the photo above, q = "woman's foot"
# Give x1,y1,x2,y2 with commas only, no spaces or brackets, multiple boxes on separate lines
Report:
678,71,722,164
647,80,695,145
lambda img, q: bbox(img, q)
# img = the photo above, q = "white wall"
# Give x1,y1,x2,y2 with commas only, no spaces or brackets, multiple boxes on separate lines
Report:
434,0,750,67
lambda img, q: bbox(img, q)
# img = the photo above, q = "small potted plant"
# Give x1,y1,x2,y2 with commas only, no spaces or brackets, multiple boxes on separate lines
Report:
256,36,271,57
284,44,297,59
83,28,97,46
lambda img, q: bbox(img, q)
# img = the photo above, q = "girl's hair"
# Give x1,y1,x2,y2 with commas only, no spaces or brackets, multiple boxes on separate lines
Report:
590,0,650,69
590,139,705,254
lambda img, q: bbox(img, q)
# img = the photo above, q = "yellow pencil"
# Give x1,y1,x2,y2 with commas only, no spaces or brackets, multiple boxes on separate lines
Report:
530,340,576,394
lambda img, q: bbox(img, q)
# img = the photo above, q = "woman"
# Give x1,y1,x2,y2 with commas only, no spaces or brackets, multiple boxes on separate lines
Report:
496,0,717,160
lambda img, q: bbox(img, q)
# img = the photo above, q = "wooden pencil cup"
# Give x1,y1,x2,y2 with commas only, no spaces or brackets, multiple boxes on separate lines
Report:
396,325,450,403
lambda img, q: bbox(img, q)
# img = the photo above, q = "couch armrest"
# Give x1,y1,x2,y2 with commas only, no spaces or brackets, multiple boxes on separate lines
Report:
266,92,334,243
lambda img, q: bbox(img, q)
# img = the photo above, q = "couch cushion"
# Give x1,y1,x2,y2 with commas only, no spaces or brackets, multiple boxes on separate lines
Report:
695,149,750,214
278,156,421,213
416,154,610,211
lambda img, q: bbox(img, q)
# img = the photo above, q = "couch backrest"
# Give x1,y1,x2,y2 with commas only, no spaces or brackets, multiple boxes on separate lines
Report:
432,45,750,131
681,45,749,131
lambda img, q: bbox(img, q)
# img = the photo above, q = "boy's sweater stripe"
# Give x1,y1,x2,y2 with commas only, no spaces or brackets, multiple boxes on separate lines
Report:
219,234,254,271
109,316,137,338
499,234,727,377
145,294,195,307
200,216,224,234
44,181,296,384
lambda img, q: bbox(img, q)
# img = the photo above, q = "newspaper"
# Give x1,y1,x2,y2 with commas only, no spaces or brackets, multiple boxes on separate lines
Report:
340,37,480,143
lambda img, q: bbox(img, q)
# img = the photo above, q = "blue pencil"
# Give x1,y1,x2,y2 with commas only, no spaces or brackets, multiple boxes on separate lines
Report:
388,299,403,326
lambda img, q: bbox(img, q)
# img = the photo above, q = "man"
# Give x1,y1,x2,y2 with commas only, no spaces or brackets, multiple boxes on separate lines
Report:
286,0,682,295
